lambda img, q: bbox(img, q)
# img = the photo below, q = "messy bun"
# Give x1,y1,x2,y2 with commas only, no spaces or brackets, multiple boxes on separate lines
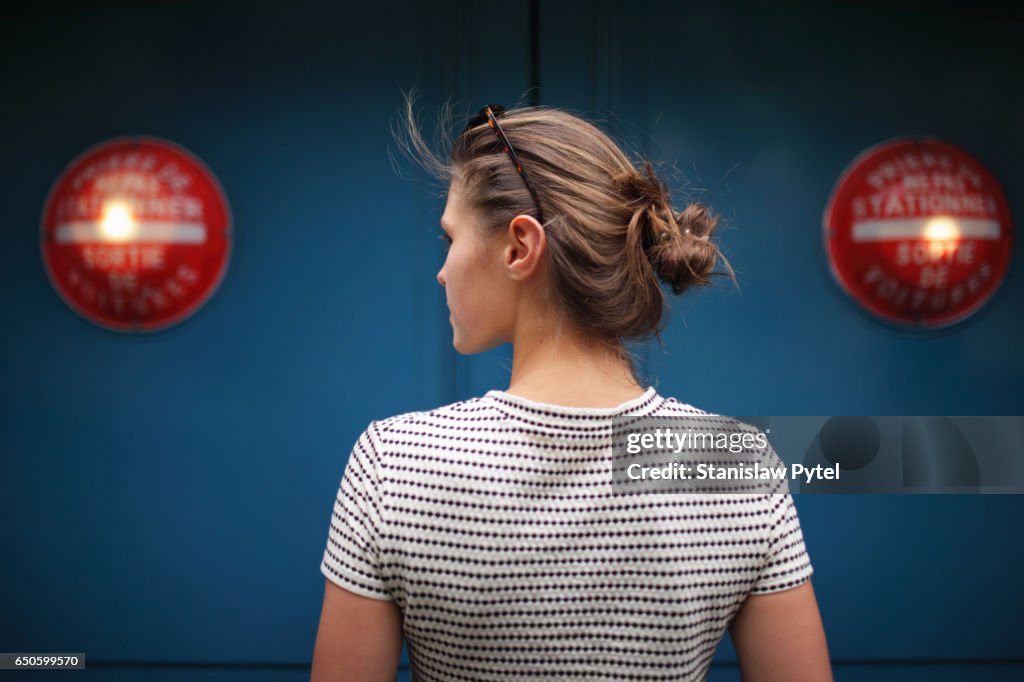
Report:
393,89,738,379
614,160,727,296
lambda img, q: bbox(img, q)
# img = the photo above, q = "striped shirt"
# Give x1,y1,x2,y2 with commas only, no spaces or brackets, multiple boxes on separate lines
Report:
321,386,814,681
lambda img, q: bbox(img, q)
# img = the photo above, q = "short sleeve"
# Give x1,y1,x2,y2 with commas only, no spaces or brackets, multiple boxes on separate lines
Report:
750,445,814,594
320,420,392,601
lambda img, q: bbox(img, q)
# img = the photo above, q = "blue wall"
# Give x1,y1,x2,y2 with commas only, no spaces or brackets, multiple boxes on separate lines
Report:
2,0,1022,680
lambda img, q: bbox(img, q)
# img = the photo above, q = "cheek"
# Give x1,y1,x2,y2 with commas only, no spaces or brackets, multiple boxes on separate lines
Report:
445,249,466,284
448,247,498,309
449,243,485,282
444,250,475,304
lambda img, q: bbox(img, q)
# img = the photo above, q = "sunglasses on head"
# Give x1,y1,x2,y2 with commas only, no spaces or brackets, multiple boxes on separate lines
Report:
463,104,545,225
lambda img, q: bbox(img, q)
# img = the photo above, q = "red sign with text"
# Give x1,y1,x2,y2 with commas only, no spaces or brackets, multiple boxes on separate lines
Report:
824,138,1012,328
41,137,231,332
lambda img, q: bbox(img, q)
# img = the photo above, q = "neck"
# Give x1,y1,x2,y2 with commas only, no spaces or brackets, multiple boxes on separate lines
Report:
505,308,645,408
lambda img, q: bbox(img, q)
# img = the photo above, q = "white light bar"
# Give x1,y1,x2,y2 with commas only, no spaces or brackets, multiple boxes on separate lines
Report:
851,218,1000,242
54,221,207,244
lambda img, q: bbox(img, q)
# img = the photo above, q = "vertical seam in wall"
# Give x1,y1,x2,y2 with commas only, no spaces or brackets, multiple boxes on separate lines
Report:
412,0,421,405
441,1,462,406
589,0,598,113
455,0,473,401
628,0,653,383
529,0,541,105
606,0,615,114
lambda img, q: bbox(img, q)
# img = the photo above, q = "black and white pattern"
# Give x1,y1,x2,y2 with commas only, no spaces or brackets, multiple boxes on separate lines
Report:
321,387,814,681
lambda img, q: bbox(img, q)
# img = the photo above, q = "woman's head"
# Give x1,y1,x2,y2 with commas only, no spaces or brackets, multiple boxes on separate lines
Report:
395,91,736,379
435,179,537,355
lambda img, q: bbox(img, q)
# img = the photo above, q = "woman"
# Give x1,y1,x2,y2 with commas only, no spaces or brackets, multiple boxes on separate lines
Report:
311,94,832,681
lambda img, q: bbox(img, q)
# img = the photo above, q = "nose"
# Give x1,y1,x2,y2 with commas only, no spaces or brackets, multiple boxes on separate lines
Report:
436,267,446,288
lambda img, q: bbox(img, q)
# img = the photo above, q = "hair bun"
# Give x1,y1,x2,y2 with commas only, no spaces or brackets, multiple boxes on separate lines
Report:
676,203,717,242
647,202,721,295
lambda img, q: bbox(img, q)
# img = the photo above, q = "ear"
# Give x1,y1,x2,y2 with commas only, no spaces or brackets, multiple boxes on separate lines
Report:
504,214,546,280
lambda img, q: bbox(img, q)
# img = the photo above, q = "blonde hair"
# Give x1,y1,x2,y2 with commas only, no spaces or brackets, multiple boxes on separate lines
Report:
391,89,737,381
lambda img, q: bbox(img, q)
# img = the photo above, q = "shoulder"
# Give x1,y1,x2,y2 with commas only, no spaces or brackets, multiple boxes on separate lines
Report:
347,395,499,486
372,394,494,429
653,395,753,431
652,395,782,465
360,394,497,448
